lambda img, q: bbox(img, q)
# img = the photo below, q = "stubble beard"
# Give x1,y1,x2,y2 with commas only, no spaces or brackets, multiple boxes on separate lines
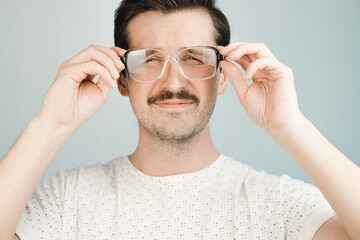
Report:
138,102,215,145
127,79,219,153
139,101,215,144
134,96,217,155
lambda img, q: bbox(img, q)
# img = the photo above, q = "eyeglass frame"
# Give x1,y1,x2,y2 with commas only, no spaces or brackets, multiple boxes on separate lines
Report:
120,46,226,82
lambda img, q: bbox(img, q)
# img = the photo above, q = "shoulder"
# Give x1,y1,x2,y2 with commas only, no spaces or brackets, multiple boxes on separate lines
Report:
220,154,321,196
222,155,335,239
42,156,129,187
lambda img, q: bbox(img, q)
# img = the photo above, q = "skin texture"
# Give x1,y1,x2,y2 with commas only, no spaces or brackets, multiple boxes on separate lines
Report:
1,8,358,240
118,10,227,176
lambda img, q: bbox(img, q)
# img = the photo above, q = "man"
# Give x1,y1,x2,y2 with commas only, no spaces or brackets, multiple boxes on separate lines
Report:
0,0,359,239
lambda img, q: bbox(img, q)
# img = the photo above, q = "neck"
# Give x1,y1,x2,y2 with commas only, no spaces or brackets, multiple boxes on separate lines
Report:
129,123,219,176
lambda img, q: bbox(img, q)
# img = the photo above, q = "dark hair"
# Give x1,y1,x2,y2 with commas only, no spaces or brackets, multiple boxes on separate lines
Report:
114,0,230,49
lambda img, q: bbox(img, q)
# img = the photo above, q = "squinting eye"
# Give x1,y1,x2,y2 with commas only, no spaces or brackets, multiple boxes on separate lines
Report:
146,58,158,63
145,57,165,64
183,56,204,64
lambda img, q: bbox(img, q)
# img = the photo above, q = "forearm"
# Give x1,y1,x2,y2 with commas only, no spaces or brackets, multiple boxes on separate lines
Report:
0,116,74,239
268,116,360,239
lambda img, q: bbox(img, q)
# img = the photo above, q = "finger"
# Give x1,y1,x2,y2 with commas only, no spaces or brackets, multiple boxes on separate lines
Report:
220,42,248,56
216,46,225,51
111,46,127,58
218,44,252,71
219,42,253,70
220,60,249,105
232,42,276,60
112,47,128,76
67,45,120,80
64,61,116,88
96,46,124,71
221,42,272,58
220,42,276,64
96,77,111,101
243,57,284,81
111,46,127,71
237,55,252,71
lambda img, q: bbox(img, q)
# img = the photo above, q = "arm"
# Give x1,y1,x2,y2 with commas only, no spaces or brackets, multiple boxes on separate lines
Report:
0,114,73,240
219,42,359,239
0,45,125,240
270,114,358,239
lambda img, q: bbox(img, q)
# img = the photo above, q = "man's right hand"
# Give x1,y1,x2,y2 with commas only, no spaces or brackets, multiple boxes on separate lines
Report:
38,45,126,130
0,45,126,240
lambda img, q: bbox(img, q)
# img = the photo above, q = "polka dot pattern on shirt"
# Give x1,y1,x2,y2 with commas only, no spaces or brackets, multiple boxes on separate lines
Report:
16,155,335,239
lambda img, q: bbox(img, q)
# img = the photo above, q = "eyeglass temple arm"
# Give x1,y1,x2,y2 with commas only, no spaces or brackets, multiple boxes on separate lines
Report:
119,57,128,77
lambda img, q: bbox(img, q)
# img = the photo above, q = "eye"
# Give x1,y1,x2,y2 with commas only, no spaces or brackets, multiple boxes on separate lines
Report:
146,57,159,63
144,56,165,65
182,55,203,64
188,56,198,60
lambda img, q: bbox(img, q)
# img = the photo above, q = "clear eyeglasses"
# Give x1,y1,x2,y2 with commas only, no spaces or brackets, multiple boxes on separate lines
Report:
121,46,225,82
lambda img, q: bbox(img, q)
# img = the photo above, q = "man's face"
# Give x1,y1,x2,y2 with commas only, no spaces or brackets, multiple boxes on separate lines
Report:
118,10,227,142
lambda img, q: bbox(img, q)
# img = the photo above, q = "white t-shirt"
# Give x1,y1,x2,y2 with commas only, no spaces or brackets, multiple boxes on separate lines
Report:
16,155,334,239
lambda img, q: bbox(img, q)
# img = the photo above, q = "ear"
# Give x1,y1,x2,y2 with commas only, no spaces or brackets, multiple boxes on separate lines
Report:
117,73,129,96
217,69,228,95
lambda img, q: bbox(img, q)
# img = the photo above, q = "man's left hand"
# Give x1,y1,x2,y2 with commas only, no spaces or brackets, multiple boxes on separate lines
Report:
219,42,304,133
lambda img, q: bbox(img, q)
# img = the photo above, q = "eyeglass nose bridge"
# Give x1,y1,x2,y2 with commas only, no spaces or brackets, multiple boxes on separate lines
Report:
160,54,188,80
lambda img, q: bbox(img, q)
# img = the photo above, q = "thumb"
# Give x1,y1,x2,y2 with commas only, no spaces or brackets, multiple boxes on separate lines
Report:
220,60,249,104
96,77,112,102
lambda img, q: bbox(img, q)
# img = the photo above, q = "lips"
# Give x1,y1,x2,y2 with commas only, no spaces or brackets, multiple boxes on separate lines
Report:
155,99,194,109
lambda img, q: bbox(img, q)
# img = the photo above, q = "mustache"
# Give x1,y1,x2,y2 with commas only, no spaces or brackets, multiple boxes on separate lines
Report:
147,89,200,105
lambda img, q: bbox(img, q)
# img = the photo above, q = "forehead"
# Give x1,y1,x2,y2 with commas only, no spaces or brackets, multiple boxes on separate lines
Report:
126,10,216,51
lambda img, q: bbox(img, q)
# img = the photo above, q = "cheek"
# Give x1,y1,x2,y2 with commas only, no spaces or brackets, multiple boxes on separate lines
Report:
127,81,156,110
200,78,219,99
188,81,217,111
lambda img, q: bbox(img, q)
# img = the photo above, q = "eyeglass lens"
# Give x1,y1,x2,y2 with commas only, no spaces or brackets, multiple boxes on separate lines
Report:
125,47,219,81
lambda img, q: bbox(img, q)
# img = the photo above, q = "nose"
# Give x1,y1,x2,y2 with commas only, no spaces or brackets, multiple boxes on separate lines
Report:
159,57,188,92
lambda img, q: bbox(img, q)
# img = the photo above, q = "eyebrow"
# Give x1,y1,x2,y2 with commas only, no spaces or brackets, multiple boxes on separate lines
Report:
146,49,159,55
183,48,203,55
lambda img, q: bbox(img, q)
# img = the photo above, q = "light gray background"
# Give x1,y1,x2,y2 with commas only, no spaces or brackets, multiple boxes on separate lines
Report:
0,0,359,184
